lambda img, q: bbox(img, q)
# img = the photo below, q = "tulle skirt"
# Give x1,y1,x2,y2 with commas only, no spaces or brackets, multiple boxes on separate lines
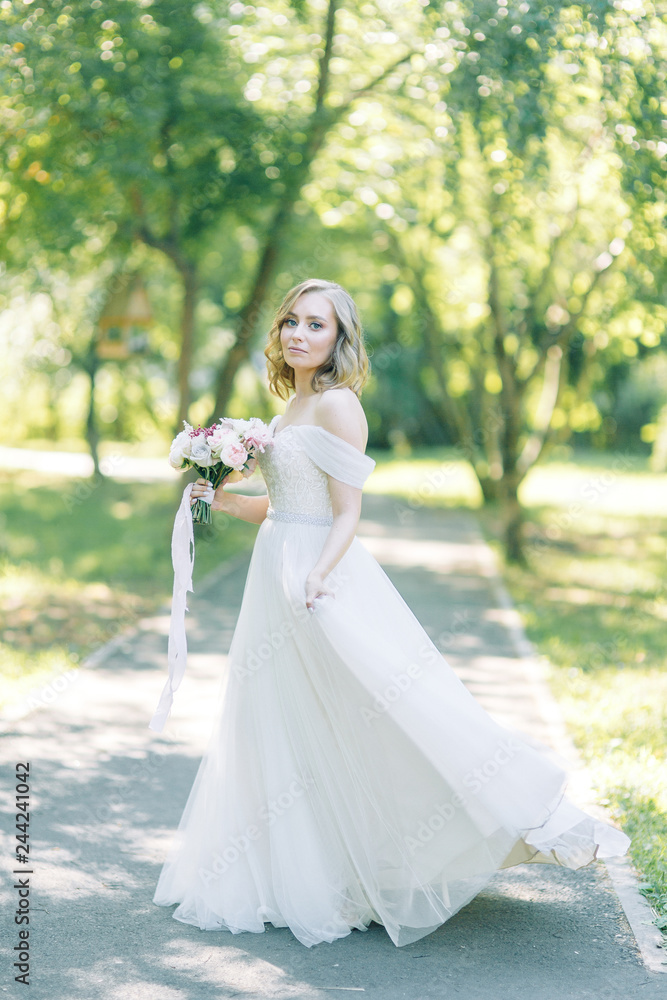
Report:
153,516,630,947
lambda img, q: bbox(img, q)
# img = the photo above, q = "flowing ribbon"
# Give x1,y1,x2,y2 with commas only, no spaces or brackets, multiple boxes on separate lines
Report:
149,481,215,732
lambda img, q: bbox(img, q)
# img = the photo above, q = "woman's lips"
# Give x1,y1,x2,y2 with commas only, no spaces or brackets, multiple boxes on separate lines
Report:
288,347,306,354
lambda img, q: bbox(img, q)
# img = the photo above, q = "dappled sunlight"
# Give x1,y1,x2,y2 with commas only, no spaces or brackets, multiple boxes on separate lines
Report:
363,452,667,525
451,652,555,745
0,445,181,482
39,857,137,902
552,668,667,766
155,938,318,997
520,464,667,518
113,826,182,865
542,586,632,607
358,532,484,574
366,455,483,509
137,614,172,636
62,966,187,1000
486,869,591,907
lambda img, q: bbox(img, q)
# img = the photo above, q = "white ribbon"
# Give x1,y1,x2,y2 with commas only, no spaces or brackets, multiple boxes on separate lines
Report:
149,481,214,732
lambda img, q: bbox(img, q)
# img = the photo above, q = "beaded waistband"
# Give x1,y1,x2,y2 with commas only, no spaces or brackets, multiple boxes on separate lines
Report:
266,507,333,526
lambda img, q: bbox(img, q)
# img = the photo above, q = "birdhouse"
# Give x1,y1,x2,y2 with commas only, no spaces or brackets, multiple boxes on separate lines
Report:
96,273,152,360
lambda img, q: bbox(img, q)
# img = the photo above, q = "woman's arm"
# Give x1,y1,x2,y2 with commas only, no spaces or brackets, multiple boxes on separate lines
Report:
191,477,269,525
304,388,368,610
305,478,361,609
214,489,270,525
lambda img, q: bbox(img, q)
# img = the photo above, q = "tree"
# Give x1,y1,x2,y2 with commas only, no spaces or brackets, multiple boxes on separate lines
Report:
289,0,667,560
1,0,425,432
2,0,275,427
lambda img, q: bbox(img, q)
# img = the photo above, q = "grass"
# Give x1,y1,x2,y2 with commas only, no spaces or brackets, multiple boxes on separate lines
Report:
0,469,258,709
490,506,667,932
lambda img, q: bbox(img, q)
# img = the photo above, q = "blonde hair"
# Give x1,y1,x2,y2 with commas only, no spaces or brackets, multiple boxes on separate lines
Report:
264,278,370,401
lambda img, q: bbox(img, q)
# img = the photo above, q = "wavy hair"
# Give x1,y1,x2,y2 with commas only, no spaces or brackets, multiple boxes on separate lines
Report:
264,278,370,401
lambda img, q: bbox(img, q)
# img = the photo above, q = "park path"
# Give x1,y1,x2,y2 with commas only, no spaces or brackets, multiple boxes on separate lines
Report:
1,493,664,1000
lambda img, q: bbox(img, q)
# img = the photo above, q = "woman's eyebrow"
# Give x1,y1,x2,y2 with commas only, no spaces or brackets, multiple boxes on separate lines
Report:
285,312,328,322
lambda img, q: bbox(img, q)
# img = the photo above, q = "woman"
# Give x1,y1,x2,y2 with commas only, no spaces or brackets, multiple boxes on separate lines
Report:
153,278,630,948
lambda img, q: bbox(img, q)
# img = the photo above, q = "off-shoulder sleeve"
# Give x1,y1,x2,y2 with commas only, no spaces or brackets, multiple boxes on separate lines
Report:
292,425,376,489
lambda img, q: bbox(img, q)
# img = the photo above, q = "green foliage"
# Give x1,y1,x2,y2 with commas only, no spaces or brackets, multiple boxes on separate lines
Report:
1,0,269,258
295,0,667,472
0,0,665,464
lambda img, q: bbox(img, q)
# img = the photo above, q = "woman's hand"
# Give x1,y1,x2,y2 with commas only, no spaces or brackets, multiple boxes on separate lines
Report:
305,572,336,614
190,475,231,512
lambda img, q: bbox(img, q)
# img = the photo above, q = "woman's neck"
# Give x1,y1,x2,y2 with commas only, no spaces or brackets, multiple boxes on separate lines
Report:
291,371,319,403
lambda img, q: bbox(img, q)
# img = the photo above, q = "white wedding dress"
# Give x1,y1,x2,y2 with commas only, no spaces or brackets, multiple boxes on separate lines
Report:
153,414,630,947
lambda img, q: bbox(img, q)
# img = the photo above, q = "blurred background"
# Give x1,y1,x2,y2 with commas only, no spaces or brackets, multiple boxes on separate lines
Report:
0,0,666,931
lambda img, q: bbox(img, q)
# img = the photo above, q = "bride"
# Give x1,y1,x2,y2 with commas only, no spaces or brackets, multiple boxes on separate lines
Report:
152,278,630,948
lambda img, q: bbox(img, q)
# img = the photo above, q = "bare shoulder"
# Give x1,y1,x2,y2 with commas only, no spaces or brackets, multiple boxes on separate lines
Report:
315,387,368,451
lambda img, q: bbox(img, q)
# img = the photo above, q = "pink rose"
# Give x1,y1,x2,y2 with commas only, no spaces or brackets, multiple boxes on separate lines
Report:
242,426,272,454
220,440,248,470
209,427,236,458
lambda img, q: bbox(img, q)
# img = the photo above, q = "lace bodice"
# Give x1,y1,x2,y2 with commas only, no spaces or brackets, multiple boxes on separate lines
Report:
259,416,334,520
257,415,376,525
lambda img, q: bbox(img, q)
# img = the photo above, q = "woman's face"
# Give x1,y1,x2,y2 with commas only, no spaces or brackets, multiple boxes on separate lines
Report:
280,291,338,372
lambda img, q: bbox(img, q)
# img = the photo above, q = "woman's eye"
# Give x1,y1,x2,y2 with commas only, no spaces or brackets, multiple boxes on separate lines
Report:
310,322,322,330
284,318,296,327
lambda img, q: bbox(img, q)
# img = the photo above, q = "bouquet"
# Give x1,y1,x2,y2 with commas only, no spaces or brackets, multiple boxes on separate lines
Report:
149,415,271,733
169,417,271,525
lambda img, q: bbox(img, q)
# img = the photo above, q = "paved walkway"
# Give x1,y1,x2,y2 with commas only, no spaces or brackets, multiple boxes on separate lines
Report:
1,495,664,1000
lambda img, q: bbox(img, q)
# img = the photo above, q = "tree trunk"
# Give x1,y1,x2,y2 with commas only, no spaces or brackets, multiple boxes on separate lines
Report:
176,260,197,431
502,476,527,565
478,476,503,504
207,0,415,421
209,0,340,421
209,138,329,421
84,347,101,478
210,229,283,420
132,185,198,433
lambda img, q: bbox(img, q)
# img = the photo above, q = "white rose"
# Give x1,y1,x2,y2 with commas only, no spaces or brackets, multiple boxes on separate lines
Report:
169,430,192,468
221,416,247,432
168,446,183,469
190,434,213,466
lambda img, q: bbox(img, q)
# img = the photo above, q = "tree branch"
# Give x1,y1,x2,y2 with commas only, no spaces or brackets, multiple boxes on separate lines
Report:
486,237,522,475
516,343,564,476
519,196,580,355
337,50,415,114
131,186,193,273
516,254,618,474
315,0,339,113
530,255,615,375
